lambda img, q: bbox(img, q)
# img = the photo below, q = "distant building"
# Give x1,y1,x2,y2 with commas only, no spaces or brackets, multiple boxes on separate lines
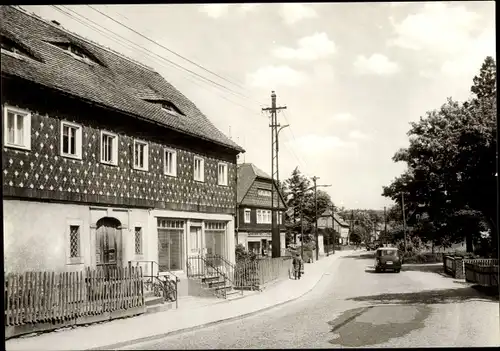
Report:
317,210,350,245
236,163,287,256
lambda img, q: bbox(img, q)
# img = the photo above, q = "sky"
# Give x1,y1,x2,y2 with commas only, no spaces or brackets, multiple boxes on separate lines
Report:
21,2,496,210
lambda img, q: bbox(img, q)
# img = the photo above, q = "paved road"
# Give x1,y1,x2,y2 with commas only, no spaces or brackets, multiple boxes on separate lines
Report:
121,251,500,349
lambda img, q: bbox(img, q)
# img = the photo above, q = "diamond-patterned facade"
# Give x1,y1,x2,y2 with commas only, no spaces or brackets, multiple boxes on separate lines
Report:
3,109,237,213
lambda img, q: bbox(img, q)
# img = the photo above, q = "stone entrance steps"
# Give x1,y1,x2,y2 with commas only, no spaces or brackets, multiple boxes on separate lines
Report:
144,291,175,314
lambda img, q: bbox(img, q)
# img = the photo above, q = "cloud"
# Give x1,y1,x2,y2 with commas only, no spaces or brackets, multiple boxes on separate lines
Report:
199,4,259,18
199,4,229,18
246,65,307,88
330,113,355,123
279,3,318,25
440,26,495,77
353,53,400,75
348,130,371,140
313,63,335,80
287,134,356,156
388,3,481,54
273,32,336,61
239,4,259,13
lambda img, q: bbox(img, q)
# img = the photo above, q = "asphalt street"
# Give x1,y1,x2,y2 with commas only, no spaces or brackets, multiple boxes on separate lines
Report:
120,251,500,349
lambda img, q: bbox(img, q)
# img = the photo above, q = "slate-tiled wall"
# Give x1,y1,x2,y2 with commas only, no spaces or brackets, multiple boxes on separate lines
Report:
2,80,238,214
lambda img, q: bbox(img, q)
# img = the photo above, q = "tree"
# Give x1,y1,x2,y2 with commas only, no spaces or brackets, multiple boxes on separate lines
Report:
282,167,311,243
282,168,335,245
470,56,496,101
382,56,497,255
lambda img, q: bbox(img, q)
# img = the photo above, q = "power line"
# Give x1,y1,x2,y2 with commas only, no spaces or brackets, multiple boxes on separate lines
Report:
48,6,267,134
87,5,253,97
56,5,254,103
36,6,307,177
102,5,251,94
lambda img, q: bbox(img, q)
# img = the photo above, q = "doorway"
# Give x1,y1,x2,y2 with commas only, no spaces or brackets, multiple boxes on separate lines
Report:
96,217,122,277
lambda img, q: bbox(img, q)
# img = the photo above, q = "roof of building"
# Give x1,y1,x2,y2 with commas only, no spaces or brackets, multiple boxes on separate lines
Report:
320,209,350,227
237,163,286,206
0,6,244,153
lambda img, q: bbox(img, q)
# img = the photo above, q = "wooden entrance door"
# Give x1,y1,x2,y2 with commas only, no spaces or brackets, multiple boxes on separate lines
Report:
96,217,122,276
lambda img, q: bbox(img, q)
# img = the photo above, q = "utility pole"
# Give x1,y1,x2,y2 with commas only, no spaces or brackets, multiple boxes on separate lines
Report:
262,91,287,258
300,197,304,259
384,206,387,245
401,193,408,253
312,176,320,261
331,204,336,255
350,209,354,246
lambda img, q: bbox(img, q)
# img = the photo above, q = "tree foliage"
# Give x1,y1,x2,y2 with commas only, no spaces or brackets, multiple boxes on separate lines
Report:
382,56,497,256
281,167,334,244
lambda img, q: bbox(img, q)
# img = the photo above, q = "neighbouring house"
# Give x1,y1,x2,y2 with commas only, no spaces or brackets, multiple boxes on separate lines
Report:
317,210,350,245
236,163,287,257
1,6,244,298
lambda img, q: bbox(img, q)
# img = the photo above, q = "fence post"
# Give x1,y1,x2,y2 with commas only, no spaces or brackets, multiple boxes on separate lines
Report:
455,257,464,279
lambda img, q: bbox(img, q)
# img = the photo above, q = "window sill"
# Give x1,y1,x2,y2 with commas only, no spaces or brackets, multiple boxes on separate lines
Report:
164,172,177,178
218,183,229,187
61,152,82,160
133,166,149,172
100,160,118,167
194,179,205,183
4,143,30,151
66,258,84,265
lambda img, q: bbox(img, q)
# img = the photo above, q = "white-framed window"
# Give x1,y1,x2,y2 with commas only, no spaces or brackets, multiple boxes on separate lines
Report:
66,219,84,265
218,162,228,186
133,139,149,171
277,211,282,225
100,130,118,166
265,210,271,224
194,156,204,182
244,209,251,223
164,148,177,176
257,210,272,224
134,227,143,255
3,105,31,150
60,121,82,159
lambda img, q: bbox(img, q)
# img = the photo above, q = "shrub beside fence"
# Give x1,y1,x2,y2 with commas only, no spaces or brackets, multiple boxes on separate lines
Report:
234,257,292,290
4,267,145,338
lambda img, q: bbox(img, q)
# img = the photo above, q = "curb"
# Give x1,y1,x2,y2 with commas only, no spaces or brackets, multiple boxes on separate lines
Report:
89,254,344,350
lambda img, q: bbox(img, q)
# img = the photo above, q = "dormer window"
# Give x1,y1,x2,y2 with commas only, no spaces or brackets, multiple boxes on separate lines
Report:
144,99,184,116
1,35,39,61
48,41,101,65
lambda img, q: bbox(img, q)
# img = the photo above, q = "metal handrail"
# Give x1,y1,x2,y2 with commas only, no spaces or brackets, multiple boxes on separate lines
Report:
187,256,230,299
128,260,180,281
129,260,179,308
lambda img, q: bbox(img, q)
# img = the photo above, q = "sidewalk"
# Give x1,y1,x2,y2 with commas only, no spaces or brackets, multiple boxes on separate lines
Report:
5,251,352,351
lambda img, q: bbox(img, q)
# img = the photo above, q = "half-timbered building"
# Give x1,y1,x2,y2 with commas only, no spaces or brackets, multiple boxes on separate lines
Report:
1,6,244,297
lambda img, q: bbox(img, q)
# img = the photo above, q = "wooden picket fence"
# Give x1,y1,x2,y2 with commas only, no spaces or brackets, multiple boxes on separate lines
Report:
4,266,144,327
464,259,499,287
